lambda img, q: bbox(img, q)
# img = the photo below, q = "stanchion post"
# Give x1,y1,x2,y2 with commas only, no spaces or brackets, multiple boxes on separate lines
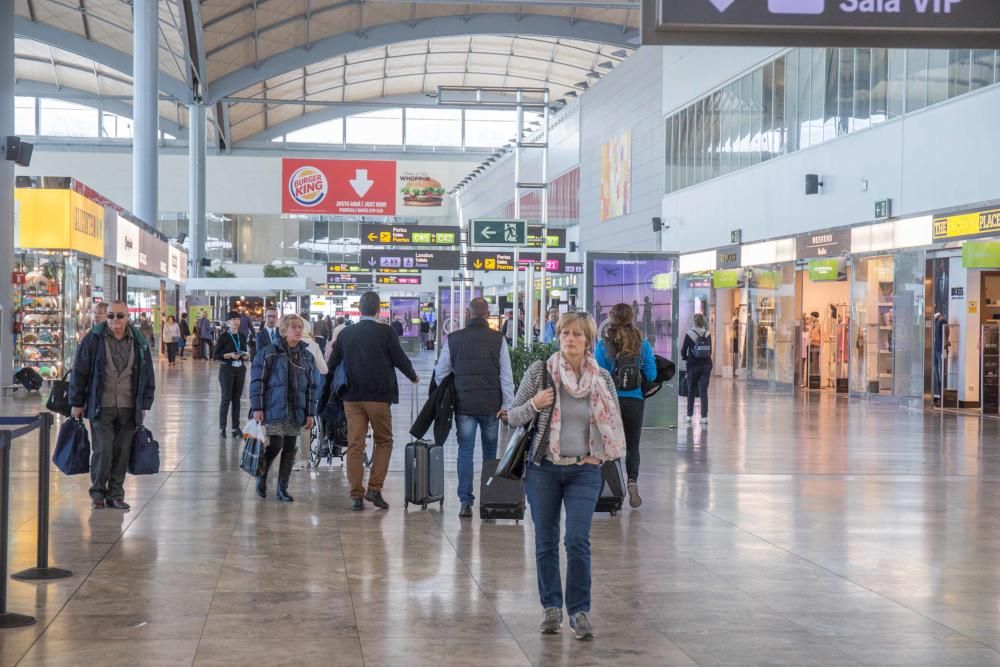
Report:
13,412,72,581
0,430,36,628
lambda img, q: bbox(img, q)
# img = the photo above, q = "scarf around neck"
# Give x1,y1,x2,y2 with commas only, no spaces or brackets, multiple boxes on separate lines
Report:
545,352,626,462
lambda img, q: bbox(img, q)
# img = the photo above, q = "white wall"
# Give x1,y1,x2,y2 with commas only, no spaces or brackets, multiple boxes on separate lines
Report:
662,46,783,114
661,84,1000,253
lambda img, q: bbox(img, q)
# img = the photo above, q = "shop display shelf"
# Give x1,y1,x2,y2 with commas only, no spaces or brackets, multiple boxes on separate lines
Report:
21,310,62,315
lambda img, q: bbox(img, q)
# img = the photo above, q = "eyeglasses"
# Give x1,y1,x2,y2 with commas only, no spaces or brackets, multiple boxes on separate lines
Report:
109,313,128,320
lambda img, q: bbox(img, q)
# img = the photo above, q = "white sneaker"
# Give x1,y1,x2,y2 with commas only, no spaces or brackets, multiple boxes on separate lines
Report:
683,415,692,423
700,417,708,425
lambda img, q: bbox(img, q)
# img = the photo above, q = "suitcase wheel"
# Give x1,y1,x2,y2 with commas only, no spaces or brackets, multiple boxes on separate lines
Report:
439,500,444,509
610,510,617,517
404,501,409,509
421,503,427,510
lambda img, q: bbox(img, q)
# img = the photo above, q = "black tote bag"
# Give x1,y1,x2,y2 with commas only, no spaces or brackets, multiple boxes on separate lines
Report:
495,367,550,481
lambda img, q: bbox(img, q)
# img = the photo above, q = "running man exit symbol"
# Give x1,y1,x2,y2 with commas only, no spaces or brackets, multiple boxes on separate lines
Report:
504,224,518,242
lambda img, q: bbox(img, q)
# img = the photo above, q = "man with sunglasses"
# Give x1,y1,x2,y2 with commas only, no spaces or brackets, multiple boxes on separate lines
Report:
70,300,156,510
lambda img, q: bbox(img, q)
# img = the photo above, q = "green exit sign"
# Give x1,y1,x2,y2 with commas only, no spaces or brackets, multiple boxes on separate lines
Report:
471,219,527,247
875,199,892,220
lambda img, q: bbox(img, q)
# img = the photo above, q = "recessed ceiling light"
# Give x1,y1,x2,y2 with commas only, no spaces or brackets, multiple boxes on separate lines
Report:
586,71,601,79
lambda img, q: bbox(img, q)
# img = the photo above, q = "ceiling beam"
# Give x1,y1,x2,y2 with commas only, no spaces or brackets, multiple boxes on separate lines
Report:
215,100,231,150
14,16,193,103
178,0,207,90
205,14,637,103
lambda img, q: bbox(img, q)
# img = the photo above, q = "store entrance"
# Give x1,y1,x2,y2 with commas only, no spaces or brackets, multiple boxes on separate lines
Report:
796,266,851,392
714,286,747,378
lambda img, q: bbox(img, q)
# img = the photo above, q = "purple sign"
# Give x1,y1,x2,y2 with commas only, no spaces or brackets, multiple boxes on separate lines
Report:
437,287,484,341
389,297,420,339
588,255,675,358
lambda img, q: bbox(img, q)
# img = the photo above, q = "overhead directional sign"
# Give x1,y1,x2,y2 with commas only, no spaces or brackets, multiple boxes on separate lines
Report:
527,226,567,249
643,0,1000,47
326,274,373,286
361,224,458,246
469,251,567,272
471,219,528,247
327,262,364,273
361,249,461,271
377,276,422,285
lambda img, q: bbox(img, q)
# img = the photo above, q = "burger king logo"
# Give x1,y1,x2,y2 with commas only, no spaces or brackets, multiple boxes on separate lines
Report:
289,166,328,207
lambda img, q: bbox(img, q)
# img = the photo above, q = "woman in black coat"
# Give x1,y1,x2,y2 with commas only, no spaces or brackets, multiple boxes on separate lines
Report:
214,311,250,438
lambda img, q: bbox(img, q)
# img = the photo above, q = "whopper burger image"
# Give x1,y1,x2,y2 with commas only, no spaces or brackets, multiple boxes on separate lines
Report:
400,175,445,207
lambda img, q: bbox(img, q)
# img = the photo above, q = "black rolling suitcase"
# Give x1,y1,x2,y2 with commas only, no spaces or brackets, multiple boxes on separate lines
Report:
404,386,444,510
594,459,626,516
480,458,525,522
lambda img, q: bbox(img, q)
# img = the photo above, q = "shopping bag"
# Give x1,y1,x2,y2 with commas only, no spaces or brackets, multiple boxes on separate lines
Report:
52,417,90,475
240,420,266,477
46,371,73,417
128,426,160,475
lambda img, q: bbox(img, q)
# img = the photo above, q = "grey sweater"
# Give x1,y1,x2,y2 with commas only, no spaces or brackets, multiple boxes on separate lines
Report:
508,359,620,465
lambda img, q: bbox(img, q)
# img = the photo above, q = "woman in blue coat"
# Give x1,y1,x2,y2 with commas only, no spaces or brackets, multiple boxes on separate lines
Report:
594,303,656,509
250,313,321,502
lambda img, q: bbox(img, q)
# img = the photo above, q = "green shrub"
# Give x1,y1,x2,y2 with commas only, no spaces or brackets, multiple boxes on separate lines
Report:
263,265,297,278
205,265,236,278
510,341,558,387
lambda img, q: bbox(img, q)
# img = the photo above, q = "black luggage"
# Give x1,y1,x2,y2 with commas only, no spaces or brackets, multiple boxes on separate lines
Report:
404,385,444,510
594,459,625,516
480,458,525,522
14,367,43,392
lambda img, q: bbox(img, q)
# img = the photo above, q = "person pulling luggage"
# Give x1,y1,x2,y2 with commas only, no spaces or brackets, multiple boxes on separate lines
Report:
433,297,514,518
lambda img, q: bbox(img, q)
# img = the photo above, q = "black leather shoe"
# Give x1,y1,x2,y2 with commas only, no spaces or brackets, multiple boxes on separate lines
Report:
106,499,131,510
276,487,294,502
351,499,364,512
219,428,226,437
364,489,389,510
91,498,105,509
459,504,472,518
232,428,242,438
256,476,267,498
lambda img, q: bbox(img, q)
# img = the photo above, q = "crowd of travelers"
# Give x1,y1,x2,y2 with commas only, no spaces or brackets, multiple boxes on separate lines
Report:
60,289,705,642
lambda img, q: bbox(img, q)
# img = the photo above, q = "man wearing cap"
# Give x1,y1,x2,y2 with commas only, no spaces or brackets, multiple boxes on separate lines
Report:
214,311,250,437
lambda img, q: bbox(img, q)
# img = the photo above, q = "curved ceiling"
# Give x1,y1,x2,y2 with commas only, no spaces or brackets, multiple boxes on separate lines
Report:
13,0,638,144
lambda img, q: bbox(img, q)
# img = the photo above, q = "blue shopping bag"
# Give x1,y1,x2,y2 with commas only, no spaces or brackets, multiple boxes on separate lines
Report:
128,426,160,475
52,418,90,475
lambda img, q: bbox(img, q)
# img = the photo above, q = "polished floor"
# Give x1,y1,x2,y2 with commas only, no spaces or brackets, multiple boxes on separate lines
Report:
1,351,1000,665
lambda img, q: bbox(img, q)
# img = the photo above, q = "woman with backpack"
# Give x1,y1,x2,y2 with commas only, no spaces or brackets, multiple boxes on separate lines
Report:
595,303,657,509
681,312,713,425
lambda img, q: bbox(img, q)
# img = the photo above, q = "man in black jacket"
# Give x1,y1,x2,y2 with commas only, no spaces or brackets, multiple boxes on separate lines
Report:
70,300,156,510
330,291,418,511
434,298,514,518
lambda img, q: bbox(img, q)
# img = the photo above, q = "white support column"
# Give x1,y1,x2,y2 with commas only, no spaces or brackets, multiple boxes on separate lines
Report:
188,103,206,278
0,1,13,381
132,0,159,225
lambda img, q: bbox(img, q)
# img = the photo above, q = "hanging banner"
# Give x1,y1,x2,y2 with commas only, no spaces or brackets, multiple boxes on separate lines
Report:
282,158,397,215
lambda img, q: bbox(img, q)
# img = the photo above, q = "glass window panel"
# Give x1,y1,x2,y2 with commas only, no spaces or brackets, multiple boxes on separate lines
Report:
773,56,786,157
751,67,763,165
711,90,722,178
810,49,826,148
691,101,701,186
971,50,996,90
677,108,688,190
39,98,98,137
687,104,696,187
783,51,798,154
761,61,774,161
405,107,462,146
824,49,840,141
947,49,972,98
698,97,708,184
870,48,889,124
927,50,949,106
464,109,516,148
671,114,680,193
740,74,752,170
853,48,872,131
664,115,673,195
906,49,929,112
836,48,854,136
14,97,35,136
346,108,402,145
101,112,133,139
887,49,906,118
797,49,814,150
285,118,344,144
720,84,732,176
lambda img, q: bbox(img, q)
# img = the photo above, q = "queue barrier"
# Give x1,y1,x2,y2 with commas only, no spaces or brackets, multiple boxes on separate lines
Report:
0,412,72,629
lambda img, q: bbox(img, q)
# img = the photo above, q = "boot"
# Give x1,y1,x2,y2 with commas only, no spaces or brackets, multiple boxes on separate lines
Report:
256,448,278,499
275,448,295,502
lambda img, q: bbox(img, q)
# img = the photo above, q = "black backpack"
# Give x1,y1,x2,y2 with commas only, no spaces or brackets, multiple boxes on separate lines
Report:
690,331,712,360
606,340,642,392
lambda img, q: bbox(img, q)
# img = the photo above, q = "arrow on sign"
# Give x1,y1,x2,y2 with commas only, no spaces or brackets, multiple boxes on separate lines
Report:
350,169,374,198
473,260,483,269
479,227,495,240
368,257,377,267
707,0,736,11
367,233,378,242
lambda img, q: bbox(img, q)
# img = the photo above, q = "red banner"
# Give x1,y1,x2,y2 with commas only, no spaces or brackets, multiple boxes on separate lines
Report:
282,158,397,215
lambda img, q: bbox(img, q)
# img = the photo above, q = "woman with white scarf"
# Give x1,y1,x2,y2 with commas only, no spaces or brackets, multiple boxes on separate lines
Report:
508,311,626,641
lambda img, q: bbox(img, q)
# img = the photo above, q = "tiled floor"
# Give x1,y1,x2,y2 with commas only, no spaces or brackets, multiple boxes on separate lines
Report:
2,351,1000,665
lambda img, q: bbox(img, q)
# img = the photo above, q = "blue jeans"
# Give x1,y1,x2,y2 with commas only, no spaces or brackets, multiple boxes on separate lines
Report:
455,413,499,505
525,459,602,615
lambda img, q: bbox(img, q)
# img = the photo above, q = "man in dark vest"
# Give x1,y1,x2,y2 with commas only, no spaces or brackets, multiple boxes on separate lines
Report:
434,297,514,518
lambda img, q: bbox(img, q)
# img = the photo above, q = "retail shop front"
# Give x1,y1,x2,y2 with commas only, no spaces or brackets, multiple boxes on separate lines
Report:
13,185,105,379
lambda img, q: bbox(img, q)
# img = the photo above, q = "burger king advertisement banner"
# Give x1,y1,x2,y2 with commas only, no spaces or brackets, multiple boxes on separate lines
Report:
283,159,454,217
283,159,397,215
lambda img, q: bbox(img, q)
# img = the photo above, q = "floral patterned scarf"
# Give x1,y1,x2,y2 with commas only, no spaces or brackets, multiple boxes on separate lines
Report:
545,352,627,461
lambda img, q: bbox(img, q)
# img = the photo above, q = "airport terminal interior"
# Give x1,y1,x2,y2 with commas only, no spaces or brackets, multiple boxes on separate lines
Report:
0,0,999,665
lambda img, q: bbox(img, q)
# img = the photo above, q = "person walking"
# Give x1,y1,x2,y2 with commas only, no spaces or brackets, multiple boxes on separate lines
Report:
162,315,181,368
256,308,280,351
594,303,656,509
249,314,321,502
197,312,214,360
507,311,626,640
543,306,560,345
295,318,329,469
325,316,346,362
139,313,155,357
215,311,250,438
681,312,713,424
92,301,108,326
433,297,514,518
69,300,156,510
329,291,418,512
178,312,191,359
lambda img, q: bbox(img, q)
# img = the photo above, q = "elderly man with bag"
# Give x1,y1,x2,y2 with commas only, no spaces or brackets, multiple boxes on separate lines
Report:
69,300,156,510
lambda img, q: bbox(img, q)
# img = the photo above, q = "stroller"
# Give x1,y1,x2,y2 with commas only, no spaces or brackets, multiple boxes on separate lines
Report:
309,397,372,469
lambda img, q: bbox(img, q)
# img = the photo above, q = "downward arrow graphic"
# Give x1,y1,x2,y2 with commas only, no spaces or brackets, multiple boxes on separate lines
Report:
368,257,377,267
708,0,736,11
350,169,374,198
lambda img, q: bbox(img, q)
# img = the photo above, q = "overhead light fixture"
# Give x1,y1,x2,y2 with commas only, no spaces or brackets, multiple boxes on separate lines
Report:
576,81,589,89
565,91,578,98
586,71,601,79
611,49,627,58
598,61,614,69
